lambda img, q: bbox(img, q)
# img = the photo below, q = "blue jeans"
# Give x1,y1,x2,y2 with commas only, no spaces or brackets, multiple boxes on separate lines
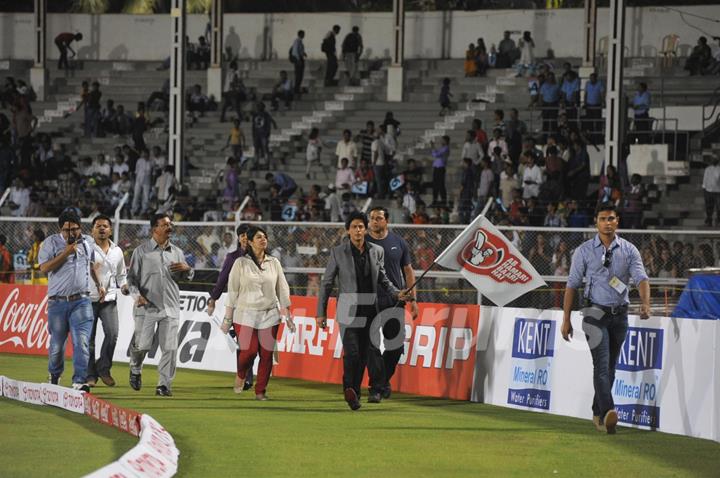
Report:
47,297,94,384
582,309,628,420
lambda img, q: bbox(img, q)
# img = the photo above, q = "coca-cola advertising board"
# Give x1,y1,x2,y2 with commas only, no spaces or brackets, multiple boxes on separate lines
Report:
0,285,66,356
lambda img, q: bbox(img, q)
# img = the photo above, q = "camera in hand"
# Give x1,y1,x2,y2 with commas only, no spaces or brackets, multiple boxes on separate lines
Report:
67,235,77,245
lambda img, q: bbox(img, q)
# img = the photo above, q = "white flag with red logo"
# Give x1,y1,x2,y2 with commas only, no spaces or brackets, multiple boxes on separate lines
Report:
435,215,546,306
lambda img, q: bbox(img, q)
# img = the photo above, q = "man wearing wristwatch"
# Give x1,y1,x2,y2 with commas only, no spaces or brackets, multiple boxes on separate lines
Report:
39,209,105,391
126,213,194,397
86,214,127,388
366,206,419,400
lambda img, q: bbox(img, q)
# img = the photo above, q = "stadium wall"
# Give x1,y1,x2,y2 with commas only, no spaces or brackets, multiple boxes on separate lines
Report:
1,284,718,442
0,6,717,61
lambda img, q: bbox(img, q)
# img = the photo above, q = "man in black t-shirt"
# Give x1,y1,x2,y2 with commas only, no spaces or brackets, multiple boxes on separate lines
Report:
342,26,363,86
251,102,277,169
366,206,419,399
85,81,102,138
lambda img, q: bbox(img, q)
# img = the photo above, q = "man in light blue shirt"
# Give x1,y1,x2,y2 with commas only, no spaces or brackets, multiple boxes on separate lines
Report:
632,82,651,141
584,73,605,139
562,202,650,435
539,72,560,140
39,209,104,391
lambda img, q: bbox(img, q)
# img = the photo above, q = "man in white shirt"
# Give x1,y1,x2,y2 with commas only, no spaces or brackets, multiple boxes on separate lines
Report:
132,149,152,217
335,157,355,191
87,215,127,388
196,226,220,256
402,184,418,215
461,130,483,166
372,128,389,199
8,178,30,217
522,154,543,199
112,153,129,177
155,165,175,203
325,184,342,222
95,153,112,178
335,129,358,168
217,231,235,266
703,155,720,227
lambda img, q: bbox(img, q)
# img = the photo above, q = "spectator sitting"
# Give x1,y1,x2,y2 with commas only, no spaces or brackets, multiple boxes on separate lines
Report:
188,84,208,124
472,118,489,155
492,109,506,136
411,202,430,224
403,158,424,193
115,105,133,136
402,183,419,215
354,157,374,193
508,188,526,224
335,157,355,191
266,172,297,199
7,178,30,217
340,191,357,222
99,99,117,135
271,70,293,111
685,36,712,76
147,78,170,112
544,202,566,227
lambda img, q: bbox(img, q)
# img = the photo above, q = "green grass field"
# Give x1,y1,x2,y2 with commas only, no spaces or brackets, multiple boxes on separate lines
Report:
1,353,719,478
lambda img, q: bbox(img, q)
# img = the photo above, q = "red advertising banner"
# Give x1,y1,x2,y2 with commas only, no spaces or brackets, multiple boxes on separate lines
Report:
276,297,480,400
0,284,72,356
84,393,141,437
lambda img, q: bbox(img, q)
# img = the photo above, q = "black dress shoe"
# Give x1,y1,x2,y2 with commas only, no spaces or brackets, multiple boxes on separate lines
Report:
129,372,142,391
344,388,361,411
368,392,382,403
49,374,60,385
381,385,392,400
155,385,173,397
243,381,253,391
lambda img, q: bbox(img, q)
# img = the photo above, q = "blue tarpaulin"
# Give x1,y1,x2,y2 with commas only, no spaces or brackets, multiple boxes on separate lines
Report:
672,274,720,320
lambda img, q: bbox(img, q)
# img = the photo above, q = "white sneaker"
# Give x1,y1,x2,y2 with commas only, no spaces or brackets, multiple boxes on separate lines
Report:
72,383,91,393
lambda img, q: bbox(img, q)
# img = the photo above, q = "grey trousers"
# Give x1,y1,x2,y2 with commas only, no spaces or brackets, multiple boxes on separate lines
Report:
129,313,178,389
88,301,119,379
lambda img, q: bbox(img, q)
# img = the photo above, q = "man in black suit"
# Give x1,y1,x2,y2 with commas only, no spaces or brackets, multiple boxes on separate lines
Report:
317,211,408,410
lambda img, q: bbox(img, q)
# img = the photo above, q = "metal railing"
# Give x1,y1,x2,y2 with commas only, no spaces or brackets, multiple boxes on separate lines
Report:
1,215,718,313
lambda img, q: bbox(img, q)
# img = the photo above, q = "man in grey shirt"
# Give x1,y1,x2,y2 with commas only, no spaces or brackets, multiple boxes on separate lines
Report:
39,209,104,391
126,213,193,397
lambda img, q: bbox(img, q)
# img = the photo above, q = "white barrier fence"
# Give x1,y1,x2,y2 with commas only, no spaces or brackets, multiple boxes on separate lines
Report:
473,307,720,442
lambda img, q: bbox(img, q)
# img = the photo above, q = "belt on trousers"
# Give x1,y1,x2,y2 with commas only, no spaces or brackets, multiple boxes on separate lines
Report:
592,303,628,316
48,293,89,302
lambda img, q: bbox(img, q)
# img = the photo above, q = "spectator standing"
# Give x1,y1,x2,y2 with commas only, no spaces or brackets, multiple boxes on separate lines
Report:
372,127,389,199
132,103,148,151
224,118,246,166
622,174,644,229
131,149,152,218
464,43,477,77
430,135,450,206
632,82,651,141
703,155,720,227
475,38,489,76
0,235,12,283
359,121,375,164
39,209,103,390
335,129,358,168
322,25,341,87
8,178,30,217
220,61,245,122
342,26,364,86
497,31,517,68
584,73,605,139
251,102,277,170
515,31,535,77
306,127,327,179
127,214,194,397
438,77,452,116
499,161,516,207
522,154,543,199
461,130,482,166
459,157,476,223
474,157,495,216
540,72,561,138
85,81,102,138
290,30,307,94
561,71,581,120
566,139,590,202
54,32,83,70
